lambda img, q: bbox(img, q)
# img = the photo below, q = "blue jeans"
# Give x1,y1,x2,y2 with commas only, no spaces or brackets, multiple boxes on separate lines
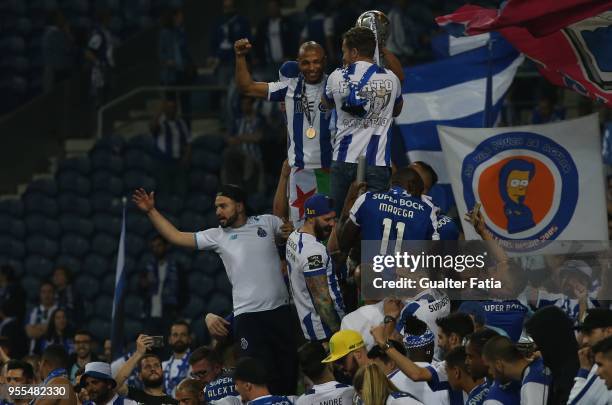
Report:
330,161,391,215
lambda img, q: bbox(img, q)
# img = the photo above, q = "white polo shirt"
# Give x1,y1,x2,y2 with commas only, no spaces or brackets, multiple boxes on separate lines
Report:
195,215,290,316
295,381,354,405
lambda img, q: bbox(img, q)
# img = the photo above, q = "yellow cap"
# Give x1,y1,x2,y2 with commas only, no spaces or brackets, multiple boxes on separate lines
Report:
321,330,365,363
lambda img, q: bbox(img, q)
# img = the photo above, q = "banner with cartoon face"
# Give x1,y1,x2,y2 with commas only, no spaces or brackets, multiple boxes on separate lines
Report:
439,114,607,243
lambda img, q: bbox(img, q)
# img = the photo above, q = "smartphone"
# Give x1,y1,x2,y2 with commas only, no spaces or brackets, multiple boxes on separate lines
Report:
471,202,482,224
151,336,164,348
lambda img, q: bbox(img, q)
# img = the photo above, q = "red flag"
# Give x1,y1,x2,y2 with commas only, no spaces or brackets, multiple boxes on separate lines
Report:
437,1,612,106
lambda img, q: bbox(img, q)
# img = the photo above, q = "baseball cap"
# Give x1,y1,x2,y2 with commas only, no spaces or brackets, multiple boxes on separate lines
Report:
321,330,364,363
575,308,612,332
231,357,267,385
79,362,116,389
304,194,334,219
559,260,592,279
216,184,246,204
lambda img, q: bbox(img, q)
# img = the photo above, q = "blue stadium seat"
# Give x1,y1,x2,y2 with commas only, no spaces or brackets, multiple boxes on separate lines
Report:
124,149,155,173
58,156,91,175
124,296,144,319
93,213,121,236
88,317,111,342
58,192,91,217
26,235,59,258
247,193,272,214
59,214,94,237
168,249,192,271
24,255,54,278
74,275,100,300
93,134,124,154
22,191,58,217
136,252,154,271
203,211,218,230
0,56,29,73
90,233,116,257
0,198,23,217
215,273,232,293
191,150,222,173
179,211,207,233
188,273,214,298
94,294,113,320
0,257,24,278
155,194,183,215
21,276,40,301
123,170,155,193
90,149,123,174
126,214,153,236
82,253,108,277
102,273,115,293
184,194,212,213
189,171,219,196
26,178,58,196
24,214,61,239
0,36,26,53
125,134,155,154
57,170,91,195
124,319,144,342
55,254,81,273
0,215,25,239
191,134,225,153
15,17,32,36
128,271,141,294
91,172,124,196
206,292,232,316
125,232,145,258
183,296,205,319
109,255,135,275
192,252,223,277
60,233,90,258
0,237,25,259
91,191,123,215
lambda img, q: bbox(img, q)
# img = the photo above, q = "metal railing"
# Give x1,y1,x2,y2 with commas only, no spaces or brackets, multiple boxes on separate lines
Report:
96,84,227,138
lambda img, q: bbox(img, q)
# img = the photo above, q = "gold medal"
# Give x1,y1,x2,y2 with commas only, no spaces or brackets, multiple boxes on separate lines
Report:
306,127,317,139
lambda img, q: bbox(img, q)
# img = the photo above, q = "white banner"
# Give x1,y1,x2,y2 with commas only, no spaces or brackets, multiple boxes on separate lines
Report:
439,114,608,243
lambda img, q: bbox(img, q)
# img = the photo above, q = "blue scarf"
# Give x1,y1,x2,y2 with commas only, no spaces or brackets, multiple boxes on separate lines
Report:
163,350,191,394
145,259,180,308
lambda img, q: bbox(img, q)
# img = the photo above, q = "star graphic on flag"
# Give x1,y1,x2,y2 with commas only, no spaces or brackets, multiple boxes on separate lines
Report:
291,185,316,219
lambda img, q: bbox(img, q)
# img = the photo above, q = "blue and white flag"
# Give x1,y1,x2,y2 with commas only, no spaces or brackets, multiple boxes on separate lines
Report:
111,198,127,361
395,32,524,213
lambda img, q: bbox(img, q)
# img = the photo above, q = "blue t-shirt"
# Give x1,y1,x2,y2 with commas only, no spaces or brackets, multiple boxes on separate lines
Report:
480,300,529,342
467,380,490,405
204,372,239,403
436,214,460,240
484,380,520,405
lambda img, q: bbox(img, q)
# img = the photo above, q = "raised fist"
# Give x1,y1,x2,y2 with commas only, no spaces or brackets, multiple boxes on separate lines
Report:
234,38,252,56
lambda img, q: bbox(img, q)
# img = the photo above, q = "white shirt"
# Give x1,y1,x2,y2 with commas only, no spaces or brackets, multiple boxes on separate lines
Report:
268,61,333,169
162,350,191,397
267,18,283,62
286,230,345,341
27,303,58,353
150,261,167,318
389,367,448,405
340,300,385,349
195,215,290,316
396,289,451,351
324,61,402,166
295,381,354,405
568,364,612,405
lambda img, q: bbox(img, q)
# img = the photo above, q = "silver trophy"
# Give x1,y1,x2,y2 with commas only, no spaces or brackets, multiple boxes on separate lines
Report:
356,10,390,66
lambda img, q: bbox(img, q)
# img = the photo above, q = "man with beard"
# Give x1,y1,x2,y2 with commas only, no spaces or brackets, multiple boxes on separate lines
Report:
162,321,192,397
285,194,345,341
80,362,137,405
69,330,98,384
321,329,369,381
116,335,178,405
132,185,297,394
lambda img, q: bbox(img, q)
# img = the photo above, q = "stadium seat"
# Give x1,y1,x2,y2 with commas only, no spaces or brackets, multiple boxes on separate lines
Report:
58,193,91,217
58,156,91,175
0,237,25,259
125,134,155,154
0,258,23,278
91,172,124,196
125,232,145,258
15,17,32,36
93,213,122,236
57,170,91,195
55,254,81,273
188,273,214,298
22,191,58,217
205,292,232,316
215,272,232,293
92,134,124,154
90,233,116,257
94,295,113,320
124,296,144,318
24,255,54,278
188,170,219,195
24,214,61,239
247,193,272,214
191,134,225,153
184,194,212,213
91,191,123,216
0,215,25,239
102,273,115,294
74,275,100,300
202,211,218,230
126,214,153,236
124,149,155,173
88,318,111,342
26,178,57,196
0,198,23,217
109,255,135,274
0,36,26,53
123,170,155,193
127,271,142,294
167,249,192,271
124,319,144,342
183,296,205,319
59,214,94,238
155,194,183,215
60,233,90,258
179,211,207,233
192,252,223,277
26,235,59,258
21,276,40,301
192,150,223,173
82,253,108,278
90,149,123,174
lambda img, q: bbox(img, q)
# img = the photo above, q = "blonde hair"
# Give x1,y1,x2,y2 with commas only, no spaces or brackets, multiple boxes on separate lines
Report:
176,378,204,397
353,363,399,405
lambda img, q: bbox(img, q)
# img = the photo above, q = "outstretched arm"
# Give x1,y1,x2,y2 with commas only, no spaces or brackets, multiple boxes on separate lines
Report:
235,38,269,99
273,160,291,220
115,335,152,395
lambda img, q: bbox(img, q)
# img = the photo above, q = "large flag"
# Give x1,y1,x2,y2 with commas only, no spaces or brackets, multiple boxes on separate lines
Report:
395,33,524,212
111,198,127,360
439,114,608,244
436,0,612,106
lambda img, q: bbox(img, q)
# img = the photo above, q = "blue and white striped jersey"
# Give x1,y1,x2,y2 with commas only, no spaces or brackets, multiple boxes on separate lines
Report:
535,290,599,322
483,381,520,405
568,365,612,405
425,361,466,405
324,61,402,167
295,381,353,405
285,230,345,341
268,61,332,170
204,372,241,405
466,380,490,405
520,357,551,405
395,289,451,346
389,367,448,405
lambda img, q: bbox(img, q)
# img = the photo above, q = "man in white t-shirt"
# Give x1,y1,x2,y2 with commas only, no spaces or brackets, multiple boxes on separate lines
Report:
132,184,298,395
323,26,403,214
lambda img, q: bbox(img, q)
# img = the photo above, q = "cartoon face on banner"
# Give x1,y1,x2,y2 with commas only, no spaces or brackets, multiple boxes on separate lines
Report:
461,132,579,241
